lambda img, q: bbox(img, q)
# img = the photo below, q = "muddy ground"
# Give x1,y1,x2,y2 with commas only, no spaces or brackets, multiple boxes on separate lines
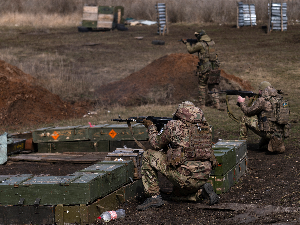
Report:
0,23,299,224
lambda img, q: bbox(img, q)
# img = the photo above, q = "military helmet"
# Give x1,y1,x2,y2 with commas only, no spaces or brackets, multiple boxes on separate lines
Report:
174,101,205,123
194,30,206,37
259,81,272,91
177,101,195,109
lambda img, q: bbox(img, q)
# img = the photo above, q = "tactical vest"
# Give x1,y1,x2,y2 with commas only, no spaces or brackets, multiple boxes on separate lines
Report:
185,121,213,161
259,96,290,133
166,121,214,166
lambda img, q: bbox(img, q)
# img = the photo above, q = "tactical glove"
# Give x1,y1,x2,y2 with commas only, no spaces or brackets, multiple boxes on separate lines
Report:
142,119,153,128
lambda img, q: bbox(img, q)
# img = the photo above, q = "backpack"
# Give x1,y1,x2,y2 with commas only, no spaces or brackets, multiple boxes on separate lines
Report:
269,97,290,125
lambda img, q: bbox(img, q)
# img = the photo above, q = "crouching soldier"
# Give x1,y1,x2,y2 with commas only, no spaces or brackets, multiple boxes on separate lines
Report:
137,101,219,211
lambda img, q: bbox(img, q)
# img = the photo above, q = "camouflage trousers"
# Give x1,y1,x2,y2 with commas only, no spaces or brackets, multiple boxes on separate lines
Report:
142,149,211,200
197,68,219,108
240,116,285,153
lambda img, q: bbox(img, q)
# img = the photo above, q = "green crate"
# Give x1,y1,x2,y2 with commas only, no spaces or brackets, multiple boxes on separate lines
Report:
55,179,143,224
32,126,90,143
82,20,97,28
98,6,114,14
89,124,148,141
80,160,134,193
209,156,248,194
7,138,25,155
211,146,236,176
37,140,109,153
214,140,247,164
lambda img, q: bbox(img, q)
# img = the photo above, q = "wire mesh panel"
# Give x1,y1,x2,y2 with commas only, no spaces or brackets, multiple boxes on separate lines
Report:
155,3,168,35
238,2,257,27
268,3,287,31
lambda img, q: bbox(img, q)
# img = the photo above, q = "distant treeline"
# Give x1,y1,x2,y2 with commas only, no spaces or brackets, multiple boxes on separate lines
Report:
0,0,299,24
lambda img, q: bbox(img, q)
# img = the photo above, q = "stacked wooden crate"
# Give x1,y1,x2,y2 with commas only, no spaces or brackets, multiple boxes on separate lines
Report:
81,5,124,30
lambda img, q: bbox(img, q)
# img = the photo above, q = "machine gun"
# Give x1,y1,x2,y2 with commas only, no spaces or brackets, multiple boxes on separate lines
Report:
112,116,173,132
179,38,198,45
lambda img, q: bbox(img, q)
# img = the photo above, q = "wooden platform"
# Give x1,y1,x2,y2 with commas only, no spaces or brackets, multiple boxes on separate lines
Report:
9,152,109,163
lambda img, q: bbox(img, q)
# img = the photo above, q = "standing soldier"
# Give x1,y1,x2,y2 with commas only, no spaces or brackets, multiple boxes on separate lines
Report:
238,81,290,153
182,30,221,109
137,101,219,211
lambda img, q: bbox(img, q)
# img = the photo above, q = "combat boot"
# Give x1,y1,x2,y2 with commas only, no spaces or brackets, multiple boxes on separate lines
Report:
258,137,269,150
202,183,219,205
136,195,164,211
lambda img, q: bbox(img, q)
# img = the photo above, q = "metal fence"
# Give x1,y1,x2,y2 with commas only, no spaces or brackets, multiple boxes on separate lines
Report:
268,3,287,31
155,3,168,35
237,2,257,27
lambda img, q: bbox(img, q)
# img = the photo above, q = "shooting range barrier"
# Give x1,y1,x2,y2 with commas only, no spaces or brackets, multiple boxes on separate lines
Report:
268,2,287,32
1,124,248,224
79,5,124,31
155,3,168,35
237,2,257,28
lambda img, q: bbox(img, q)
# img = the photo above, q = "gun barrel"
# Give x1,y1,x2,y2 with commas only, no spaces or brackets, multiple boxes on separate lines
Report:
208,90,257,97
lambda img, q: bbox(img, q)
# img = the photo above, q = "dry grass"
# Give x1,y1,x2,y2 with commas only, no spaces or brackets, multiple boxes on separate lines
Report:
0,0,299,27
0,13,81,27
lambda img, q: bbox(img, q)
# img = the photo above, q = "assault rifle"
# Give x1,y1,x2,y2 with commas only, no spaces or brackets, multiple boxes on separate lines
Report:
208,90,258,98
179,38,198,45
208,90,259,123
112,116,173,132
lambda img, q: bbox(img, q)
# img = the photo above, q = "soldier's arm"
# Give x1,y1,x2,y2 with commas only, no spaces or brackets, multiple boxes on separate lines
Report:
147,121,172,150
240,97,264,117
186,42,204,54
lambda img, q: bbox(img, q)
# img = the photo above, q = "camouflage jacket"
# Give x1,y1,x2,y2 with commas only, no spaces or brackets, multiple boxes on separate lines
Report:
185,34,217,63
147,105,214,166
240,86,284,132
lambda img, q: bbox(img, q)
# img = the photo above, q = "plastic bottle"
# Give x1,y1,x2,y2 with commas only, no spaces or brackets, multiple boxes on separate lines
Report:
97,209,125,223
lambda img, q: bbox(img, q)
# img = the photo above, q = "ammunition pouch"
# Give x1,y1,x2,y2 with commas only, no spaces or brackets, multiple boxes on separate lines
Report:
207,69,221,84
166,147,185,167
184,147,213,161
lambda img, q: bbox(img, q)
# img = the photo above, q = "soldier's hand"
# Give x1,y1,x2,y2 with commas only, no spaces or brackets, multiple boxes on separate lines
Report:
210,155,218,168
142,119,153,128
181,39,187,44
237,96,245,103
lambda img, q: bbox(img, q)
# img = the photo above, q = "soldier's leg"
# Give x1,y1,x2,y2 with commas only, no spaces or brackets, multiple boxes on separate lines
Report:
167,161,212,201
268,132,285,153
239,116,249,140
208,84,220,109
198,72,208,107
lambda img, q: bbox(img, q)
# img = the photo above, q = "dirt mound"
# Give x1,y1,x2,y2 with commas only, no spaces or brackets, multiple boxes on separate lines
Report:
0,60,88,130
97,53,252,106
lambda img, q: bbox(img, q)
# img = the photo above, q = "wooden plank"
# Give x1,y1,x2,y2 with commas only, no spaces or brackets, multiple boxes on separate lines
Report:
82,12,98,21
98,14,114,21
83,6,98,14
9,152,109,163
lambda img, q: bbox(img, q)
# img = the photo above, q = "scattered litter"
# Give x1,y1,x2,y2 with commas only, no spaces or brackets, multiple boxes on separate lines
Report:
126,19,157,26
135,37,144,40
88,122,95,127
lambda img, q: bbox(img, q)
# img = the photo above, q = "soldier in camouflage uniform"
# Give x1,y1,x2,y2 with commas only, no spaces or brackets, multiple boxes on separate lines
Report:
183,30,221,109
238,81,289,153
137,101,219,211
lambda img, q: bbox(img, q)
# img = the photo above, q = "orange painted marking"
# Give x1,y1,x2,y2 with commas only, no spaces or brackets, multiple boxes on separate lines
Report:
52,131,60,140
109,129,117,138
